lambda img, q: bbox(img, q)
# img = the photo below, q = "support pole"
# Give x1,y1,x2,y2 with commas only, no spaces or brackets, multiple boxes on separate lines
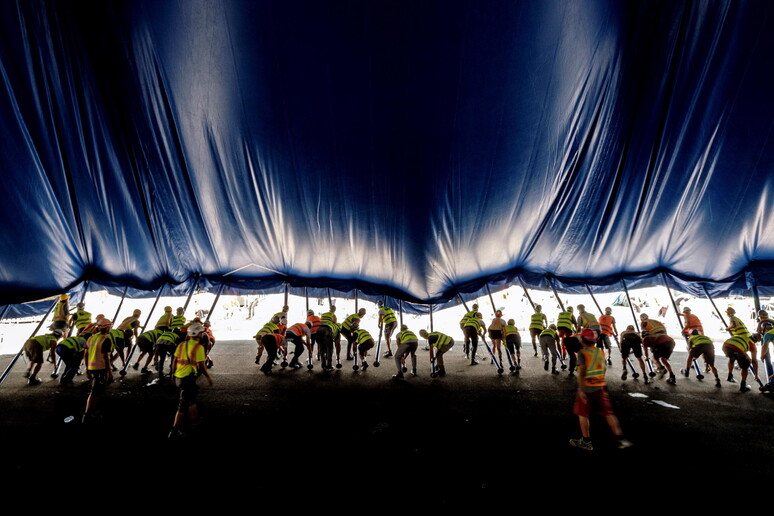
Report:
327,288,333,308
621,279,639,329
584,284,603,314
662,273,688,341
305,287,309,313
354,289,358,312
702,285,729,329
518,277,537,310
752,285,761,313
456,293,470,313
284,283,289,310
204,283,225,324
429,304,434,333
0,299,57,386
399,299,403,328
182,274,201,312
485,284,497,314
111,286,129,323
546,275,566,311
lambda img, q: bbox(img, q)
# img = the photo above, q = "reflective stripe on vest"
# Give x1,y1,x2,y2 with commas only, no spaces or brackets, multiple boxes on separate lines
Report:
644,319,665,334
688,334,712,348
354,330,373,345
725,335,749,352
87,334,110,370
288,323,307,336
429,332,453,349
557,311,574,330
175,340,203,369
118,316,139,331
682,313,703,334
579,312,598,328
74,310,92,329
580,347,606,387
321,312,337,331
729,316,750,338
307,315,322,333
342,314,360,331
398,330,417,343
170,315,186,329
504,325,519,337
540,328,557,339
598,314,614,336
156,313,172,328
529,313,545,330
139,329,162,343
488,318,505,331
380,307,397,325
59,336,84,351
53,301,69,322
463,317,480,331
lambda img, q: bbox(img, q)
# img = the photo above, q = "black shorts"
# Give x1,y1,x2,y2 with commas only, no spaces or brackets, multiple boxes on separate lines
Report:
529,328,543,338
177,374,199,411
621,340,643,359
505,334,521,350
137,336,154,353
689,343,715,364
723,346,750,369
488,330,503,340
653,339,675,359
88,370,108,395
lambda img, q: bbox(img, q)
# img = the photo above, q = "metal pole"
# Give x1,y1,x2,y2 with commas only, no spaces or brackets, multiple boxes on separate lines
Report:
182,274,200,312
546,275,566,311
584,284,603,314
0,299,58,386
111,286,129,323
752,285,761,313
305,287,309,313
121,285,166,375
518,277,537,310
621,278,639,328
662,273,688,341
327,288,333,307
204,283,225,324
456,293,470,313
429,304,434,332
399,299,403,327
141,285,165,331
354,289,358,312
702,285,729,328
485,284,497,314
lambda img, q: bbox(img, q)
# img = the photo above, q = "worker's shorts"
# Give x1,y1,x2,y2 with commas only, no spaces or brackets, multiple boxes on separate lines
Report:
177,374,199,412
23,339,44,364
621,340,643,359
357,339,374,356
557,328,574,340
383,321,397,338
88,370,108,396
689,343,715,365
136,336,154,354
505,334,521,353
597,334,612,350
488,330,502,340
573,388,613,418
723,346,750,369
530,328,543,339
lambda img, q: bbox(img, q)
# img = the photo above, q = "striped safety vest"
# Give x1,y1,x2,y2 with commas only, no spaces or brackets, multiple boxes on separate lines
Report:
428,332,453,349
73,310,92,330
342,313,361,331
504,324,519,337
398,329,417,343
86,334,111,370
354,329,373,345
540,327,557,339
307,315,322,334
724,335,749,353
688,334,712,348
579,346,606,387
380,307,397,325
599,314,615,336
529,313,545,330
557,311,574,330
728,316,751,339
681,313,703,335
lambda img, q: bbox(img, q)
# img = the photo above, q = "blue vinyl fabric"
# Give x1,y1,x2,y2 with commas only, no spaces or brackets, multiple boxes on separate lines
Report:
0,0,773,315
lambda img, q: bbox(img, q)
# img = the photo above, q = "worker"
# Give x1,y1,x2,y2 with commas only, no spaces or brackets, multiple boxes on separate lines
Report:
112,309,142,370
488,310,507,368
341,308,366,360
69,302,92,335
723,333,755,392
569,329,633,451
23,329,63,385
528,305,547,357
463,312,485,365
392,325,418,379
316,310,339,371
168,322,213,439
563,332,583,378
503,318,522,371
132,328,162,374
259,332,286,376
642,331,677,384
170,307,186,330
51,294,70,333
598,307,618,366
154,330,183,379
682,330,721,387
155,306,174,331
538,324,560,374
556,306,576,362
459,303,479,358
320,306,341,368
82,319,114,422
377,300,398,358
759,320,774,392
273,305,290,323
285,321,312,369
202,320,216,368
756,309,772,334
639,313,666,336
55,334,86,385
420,329,454,377
679,307,704,337
307,309,322,361
353,328,375,370
726,307,759,382
253,316,282,364
619,325,649,384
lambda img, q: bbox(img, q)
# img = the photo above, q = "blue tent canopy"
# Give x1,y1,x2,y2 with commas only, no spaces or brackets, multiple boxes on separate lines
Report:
1,0,773,315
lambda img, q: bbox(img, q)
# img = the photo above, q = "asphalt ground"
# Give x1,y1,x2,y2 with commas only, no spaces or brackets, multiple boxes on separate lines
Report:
1,338,773,504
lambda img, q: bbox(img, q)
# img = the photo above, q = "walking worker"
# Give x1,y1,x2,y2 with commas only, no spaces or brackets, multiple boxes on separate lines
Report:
726,307,759,382
459,303,479,359
420,329,454,377
132,329,162,374
598,307,618,365
23,329,63,385
392,325,418,379
504,318,522,370
556,306,576,360
83,318,114,422
69,302,92,335
463,312,485,365
679,307,704,337
51,294,70,333
682,330,721,387
569,329,633,451
528,304,547,357
538,324,560,374
619,325,649,384
168,322,213,439
377,300,398,358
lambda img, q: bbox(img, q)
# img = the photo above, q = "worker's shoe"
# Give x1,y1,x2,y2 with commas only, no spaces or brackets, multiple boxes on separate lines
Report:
644,377,650,385
740,382,751,393
384,351,393,358
621,371,628,381
551,368,559,375
392,372,404,380
607,358,612,366
28,377,41,386
168,428,184,440
470,359,478,366
411,369,417,377
132,363,139,370
727,374,736,383
361,361,368,371
23,370,30,378
569,438,592,451
543,360,549,371
681,368,689,377
715,378,722,388
533,352,539,357
140,368,150,375
666,373,676,385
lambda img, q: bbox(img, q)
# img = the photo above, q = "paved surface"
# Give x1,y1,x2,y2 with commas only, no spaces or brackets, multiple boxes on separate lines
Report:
1,339,773,499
